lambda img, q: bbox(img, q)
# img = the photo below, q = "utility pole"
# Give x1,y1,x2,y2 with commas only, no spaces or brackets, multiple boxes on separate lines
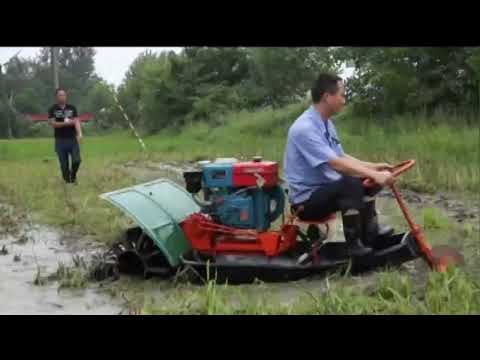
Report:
0,63,12,138
51,47,59,90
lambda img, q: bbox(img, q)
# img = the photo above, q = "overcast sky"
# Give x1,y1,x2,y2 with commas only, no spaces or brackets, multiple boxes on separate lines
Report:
0,47,353,88
0,47,182,87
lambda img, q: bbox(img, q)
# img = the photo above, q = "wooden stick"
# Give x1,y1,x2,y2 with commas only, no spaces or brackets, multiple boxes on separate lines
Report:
110,90,147,152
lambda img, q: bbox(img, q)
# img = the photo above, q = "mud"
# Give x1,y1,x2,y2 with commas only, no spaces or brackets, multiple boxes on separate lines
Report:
0,204,123,315
377,188,480,230
120,160,195,185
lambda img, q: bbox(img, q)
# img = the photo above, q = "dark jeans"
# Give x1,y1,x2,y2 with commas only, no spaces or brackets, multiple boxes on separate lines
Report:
55,138,81,183
293,176,382,221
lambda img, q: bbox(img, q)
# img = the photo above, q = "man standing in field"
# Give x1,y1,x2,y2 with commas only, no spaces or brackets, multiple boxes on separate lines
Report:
48,88,83,185
284,73,395,257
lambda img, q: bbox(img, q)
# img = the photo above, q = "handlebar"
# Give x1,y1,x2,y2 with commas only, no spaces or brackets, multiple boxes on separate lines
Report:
363,159,416,188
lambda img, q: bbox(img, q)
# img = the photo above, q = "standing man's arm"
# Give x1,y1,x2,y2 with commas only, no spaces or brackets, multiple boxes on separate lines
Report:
48,106,75,128
71,106,83,142
49,118,74,128
75,119,82,141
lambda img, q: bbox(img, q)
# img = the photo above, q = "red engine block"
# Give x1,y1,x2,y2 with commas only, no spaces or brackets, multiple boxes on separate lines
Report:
232,161,278,188
180,213,298,257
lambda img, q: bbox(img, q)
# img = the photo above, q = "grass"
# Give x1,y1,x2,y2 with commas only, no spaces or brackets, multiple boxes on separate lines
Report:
0,245,8,255
0,102,478,314
53,261,89,290
120,267,479,315
34,256,92,290
109,209,480,315
422,207,452,231
33,266,48,286
0,137,141,244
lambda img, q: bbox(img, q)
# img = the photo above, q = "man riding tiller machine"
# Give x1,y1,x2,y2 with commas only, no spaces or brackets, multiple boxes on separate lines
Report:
100,157,462,283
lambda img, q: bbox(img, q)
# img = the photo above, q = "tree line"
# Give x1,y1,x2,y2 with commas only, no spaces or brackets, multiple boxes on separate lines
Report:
1,47,478,138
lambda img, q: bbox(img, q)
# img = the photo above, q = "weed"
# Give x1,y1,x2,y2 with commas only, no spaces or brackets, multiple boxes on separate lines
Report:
33,266,47,286
422,208,452,230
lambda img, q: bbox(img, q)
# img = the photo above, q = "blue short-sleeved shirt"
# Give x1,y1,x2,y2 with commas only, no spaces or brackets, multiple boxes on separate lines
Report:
283,105,345,205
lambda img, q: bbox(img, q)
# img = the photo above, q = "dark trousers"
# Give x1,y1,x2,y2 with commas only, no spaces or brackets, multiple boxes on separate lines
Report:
293,176,382,221
55,138,81,183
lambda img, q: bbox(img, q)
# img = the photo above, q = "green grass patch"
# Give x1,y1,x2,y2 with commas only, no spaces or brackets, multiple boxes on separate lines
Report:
422,207,452,230
128,267,480,315
53,261,89,290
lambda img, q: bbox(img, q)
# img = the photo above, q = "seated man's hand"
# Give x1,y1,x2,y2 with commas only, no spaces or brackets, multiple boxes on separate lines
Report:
372,170,395,186
373,162,395,172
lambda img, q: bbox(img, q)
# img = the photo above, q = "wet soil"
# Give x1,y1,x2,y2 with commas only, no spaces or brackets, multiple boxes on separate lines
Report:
0,204,122,315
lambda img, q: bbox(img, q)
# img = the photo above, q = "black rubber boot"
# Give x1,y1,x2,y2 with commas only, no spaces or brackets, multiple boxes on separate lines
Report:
361,199,393,246
71,161,81,185
342,210,373,257
62,169,71,183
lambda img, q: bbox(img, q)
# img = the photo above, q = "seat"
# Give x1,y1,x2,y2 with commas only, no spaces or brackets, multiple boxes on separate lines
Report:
289,204,336,224
290,210,337,265
285,188,336,238
297,212,336,225
288,205,337,241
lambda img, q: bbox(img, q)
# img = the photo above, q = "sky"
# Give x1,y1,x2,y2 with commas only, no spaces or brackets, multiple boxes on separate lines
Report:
0,47,182,87
0,47,354,87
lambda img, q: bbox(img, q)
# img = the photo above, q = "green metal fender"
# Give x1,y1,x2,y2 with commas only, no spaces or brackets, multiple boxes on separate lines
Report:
100,179,200,267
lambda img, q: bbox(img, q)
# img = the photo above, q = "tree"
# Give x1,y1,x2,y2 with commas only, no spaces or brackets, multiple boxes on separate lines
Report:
117,47,340,134
248,47,338,107
84,80,116,128
117,50,160,128
37,47,97,106
466,47,480,112
337,47,480,116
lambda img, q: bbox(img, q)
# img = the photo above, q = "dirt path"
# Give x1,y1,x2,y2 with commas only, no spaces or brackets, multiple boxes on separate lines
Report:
377,188,479,229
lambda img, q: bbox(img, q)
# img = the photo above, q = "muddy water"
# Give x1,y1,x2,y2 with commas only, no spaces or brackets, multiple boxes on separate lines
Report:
0,221,122,315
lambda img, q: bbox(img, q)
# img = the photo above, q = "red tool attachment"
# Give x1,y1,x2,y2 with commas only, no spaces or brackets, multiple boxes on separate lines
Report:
364,160,463,272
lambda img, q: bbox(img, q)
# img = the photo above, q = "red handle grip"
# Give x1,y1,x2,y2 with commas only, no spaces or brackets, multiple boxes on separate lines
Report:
363,160,416,188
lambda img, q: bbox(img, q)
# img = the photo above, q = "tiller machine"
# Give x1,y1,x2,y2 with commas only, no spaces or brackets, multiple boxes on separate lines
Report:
100,158,462,283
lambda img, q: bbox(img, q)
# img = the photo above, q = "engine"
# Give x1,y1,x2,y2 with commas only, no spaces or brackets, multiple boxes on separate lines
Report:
183,157,285,232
